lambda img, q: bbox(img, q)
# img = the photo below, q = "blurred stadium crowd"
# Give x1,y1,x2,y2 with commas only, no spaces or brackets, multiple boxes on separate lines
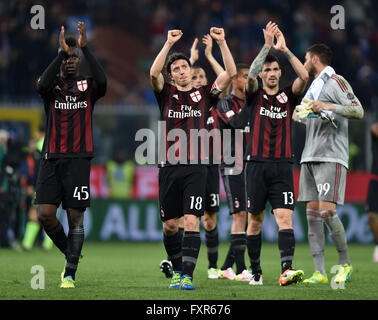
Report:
0,0,377,111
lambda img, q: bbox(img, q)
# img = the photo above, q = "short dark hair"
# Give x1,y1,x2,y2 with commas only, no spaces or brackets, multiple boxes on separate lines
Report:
306,44,332,66
236,63,249,73
263,54,280,67
65,35,78,48
166,53,191,75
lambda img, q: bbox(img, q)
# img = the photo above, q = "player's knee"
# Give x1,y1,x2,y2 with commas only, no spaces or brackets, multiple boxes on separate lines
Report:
276,216,293,229
163,220,179,235
184,214,200,231
202,212,216,230
36,206,55,227
274,209,293,229
233,211,247,228
248,221,262,235
247,212,263,234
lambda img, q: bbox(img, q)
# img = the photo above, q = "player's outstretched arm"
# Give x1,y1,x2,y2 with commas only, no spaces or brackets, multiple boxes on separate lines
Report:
37,26,69,94
189,38,199,66
203,34,224,76
210,27,237,91
150,30,183,92
274,27,309,96
78,22,107,98
246,21,277,96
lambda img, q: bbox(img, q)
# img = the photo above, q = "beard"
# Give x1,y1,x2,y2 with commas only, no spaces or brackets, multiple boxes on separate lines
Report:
266,79,278,89
306,63,315,76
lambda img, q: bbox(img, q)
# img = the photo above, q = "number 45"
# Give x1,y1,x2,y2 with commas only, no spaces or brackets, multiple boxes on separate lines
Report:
73,186,89,200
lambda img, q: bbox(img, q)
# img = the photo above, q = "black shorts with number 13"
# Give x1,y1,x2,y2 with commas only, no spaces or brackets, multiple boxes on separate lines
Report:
245,161,294,213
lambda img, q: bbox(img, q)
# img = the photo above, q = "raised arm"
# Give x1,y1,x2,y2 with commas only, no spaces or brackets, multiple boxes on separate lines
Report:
78,22,106,96
150,30,183,92
210,27,237,91
274,27,309,96
189,38,199,66
246,21,277,95
37,26,68,93
203,34,224,76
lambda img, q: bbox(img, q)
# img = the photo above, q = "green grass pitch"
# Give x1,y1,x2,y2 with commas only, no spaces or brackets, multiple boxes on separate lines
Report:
1,242,378,300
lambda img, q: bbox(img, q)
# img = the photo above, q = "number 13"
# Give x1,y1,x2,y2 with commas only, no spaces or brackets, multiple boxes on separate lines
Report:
283,192,294,205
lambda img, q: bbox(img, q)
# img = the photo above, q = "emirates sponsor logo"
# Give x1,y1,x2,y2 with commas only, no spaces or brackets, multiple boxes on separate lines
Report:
168,105,202,119
260,105,287,119
54,95,87,109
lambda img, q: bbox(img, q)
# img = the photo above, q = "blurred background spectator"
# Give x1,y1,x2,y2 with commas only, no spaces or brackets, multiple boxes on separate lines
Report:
0,0,376,110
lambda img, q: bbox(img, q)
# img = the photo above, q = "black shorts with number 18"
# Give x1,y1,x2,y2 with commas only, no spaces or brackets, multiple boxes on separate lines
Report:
245,161,294,213
35,157,91,210
158,165,207,222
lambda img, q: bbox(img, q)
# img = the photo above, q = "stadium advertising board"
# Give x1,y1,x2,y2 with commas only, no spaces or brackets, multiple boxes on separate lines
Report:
57,200,373,244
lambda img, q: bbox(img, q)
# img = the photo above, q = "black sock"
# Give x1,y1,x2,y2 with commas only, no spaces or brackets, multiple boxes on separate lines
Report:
221,244,234,270
64,226,84,280
163,231,183,272
231,233,247,275
205,227,219,269
182,231,201,277
45,222,67,256
278,229,295,273
247,233,262,274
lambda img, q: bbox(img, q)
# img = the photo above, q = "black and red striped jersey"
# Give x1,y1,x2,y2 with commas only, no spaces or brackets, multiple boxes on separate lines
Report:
39,75,102,159
37,46,106,159
245,86,298,162
154,82,220,166
205,106,221,165
216,94,250,167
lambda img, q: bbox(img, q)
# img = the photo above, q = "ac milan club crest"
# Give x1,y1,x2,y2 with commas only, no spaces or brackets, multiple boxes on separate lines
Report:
190,90,202,103
276,92,288,104
77,80,88,92
234,200,240,209
160,208,165,218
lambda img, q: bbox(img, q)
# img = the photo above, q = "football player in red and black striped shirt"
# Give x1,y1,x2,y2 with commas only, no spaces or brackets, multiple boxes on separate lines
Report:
35,22,106,288
216,64,252,281
190,35,226,279
236,22,309,285
159,35,226,280
150,28,236,290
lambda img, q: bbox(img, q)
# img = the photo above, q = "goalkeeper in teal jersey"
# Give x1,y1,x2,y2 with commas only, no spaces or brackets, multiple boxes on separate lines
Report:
293,44,364,285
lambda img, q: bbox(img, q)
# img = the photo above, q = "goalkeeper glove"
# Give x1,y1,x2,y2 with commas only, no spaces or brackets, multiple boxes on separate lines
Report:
295,98,316,120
